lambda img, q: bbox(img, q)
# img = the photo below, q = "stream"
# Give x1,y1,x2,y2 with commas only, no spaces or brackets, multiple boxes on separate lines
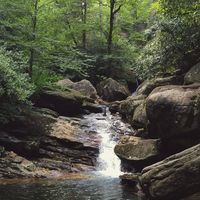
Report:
0,109,146,200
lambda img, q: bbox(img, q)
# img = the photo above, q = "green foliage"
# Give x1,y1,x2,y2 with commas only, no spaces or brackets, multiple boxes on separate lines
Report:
50,48,96,80
32,68,61,92
0,0,199,93
136,0,200,79
0,47,34,101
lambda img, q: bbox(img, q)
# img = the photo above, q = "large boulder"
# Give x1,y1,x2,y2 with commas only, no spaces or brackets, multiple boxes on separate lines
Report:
184,62,200,84
34,87,102,116
146,84,200,139
114,136,161,170
140,144,200,200
119,76,183,128
97,78,131,102
136,76,183,96
110,67,138,92
57,79,98,99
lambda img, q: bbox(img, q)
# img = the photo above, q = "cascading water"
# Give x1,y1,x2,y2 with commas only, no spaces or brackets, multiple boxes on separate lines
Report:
81,107,133,177
97,110,122,177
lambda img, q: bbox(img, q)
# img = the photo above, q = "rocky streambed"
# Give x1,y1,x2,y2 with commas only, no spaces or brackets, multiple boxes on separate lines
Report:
113,62,200,200
1,62,200,200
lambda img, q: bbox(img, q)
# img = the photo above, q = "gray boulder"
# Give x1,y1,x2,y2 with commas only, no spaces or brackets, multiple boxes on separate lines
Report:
57,79,98,99
114,136,161,170
136,76,183,96
140,144,200,200
146,84,200,139
97,78,130,102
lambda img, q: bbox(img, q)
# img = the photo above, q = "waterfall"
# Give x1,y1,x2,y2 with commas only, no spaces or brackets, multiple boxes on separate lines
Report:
82,108,133,177
96,109,123,177
97,127,122,177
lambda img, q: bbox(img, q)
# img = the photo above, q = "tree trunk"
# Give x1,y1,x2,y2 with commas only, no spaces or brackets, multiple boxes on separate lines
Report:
107,0,115,54
107,0,123,54
99,0,103,36
66,19,78,47
82,0,87,49
28,0,38,78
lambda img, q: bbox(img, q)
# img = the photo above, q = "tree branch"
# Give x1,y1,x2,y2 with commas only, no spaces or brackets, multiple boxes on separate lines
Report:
113,4,122,15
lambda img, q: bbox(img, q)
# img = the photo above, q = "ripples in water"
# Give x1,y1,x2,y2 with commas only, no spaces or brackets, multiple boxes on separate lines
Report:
0,174,145,200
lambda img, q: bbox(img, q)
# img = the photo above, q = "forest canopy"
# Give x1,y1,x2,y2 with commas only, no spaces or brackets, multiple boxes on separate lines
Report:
0,0,199,102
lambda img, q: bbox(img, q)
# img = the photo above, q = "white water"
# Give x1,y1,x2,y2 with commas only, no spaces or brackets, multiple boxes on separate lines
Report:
82,109,128,177
81,108,133,177
97,112,123,177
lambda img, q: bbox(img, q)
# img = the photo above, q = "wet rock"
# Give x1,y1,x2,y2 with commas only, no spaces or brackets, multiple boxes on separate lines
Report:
140,144,200,200
57,79,98,99
0,108,99,178
146,84,200,139
109,101,122,113
82,102,103,113
120,173,139,186
97,78,130,102
114,136,161,170
0,151,38,178
184,62,200,84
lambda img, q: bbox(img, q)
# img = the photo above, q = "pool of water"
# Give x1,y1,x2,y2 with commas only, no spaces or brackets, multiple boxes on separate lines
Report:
0,174,145,200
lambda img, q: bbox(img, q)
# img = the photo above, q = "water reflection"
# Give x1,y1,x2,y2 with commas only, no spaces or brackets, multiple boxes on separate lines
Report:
0,175,145,200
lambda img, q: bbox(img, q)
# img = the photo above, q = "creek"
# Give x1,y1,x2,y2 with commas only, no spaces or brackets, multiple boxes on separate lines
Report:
0,109,146,200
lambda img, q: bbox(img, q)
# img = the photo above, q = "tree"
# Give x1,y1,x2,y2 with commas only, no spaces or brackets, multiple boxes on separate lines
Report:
81,0,87,49
107,0,124,54
29,0,39,78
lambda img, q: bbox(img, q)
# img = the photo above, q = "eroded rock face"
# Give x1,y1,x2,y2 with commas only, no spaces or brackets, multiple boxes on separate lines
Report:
146,84,200,139
0,108,99,178
97,78,130,102
57,79,98,99
0,150,49,178
114,136,161,170
140,144,200,200
184,62,200,84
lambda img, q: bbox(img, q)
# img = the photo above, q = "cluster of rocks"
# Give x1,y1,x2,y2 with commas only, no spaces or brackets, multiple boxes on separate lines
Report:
0,76,132,179
114,62,200,200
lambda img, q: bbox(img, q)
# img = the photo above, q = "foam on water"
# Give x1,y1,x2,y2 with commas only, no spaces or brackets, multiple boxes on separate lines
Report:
82,109,124,177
